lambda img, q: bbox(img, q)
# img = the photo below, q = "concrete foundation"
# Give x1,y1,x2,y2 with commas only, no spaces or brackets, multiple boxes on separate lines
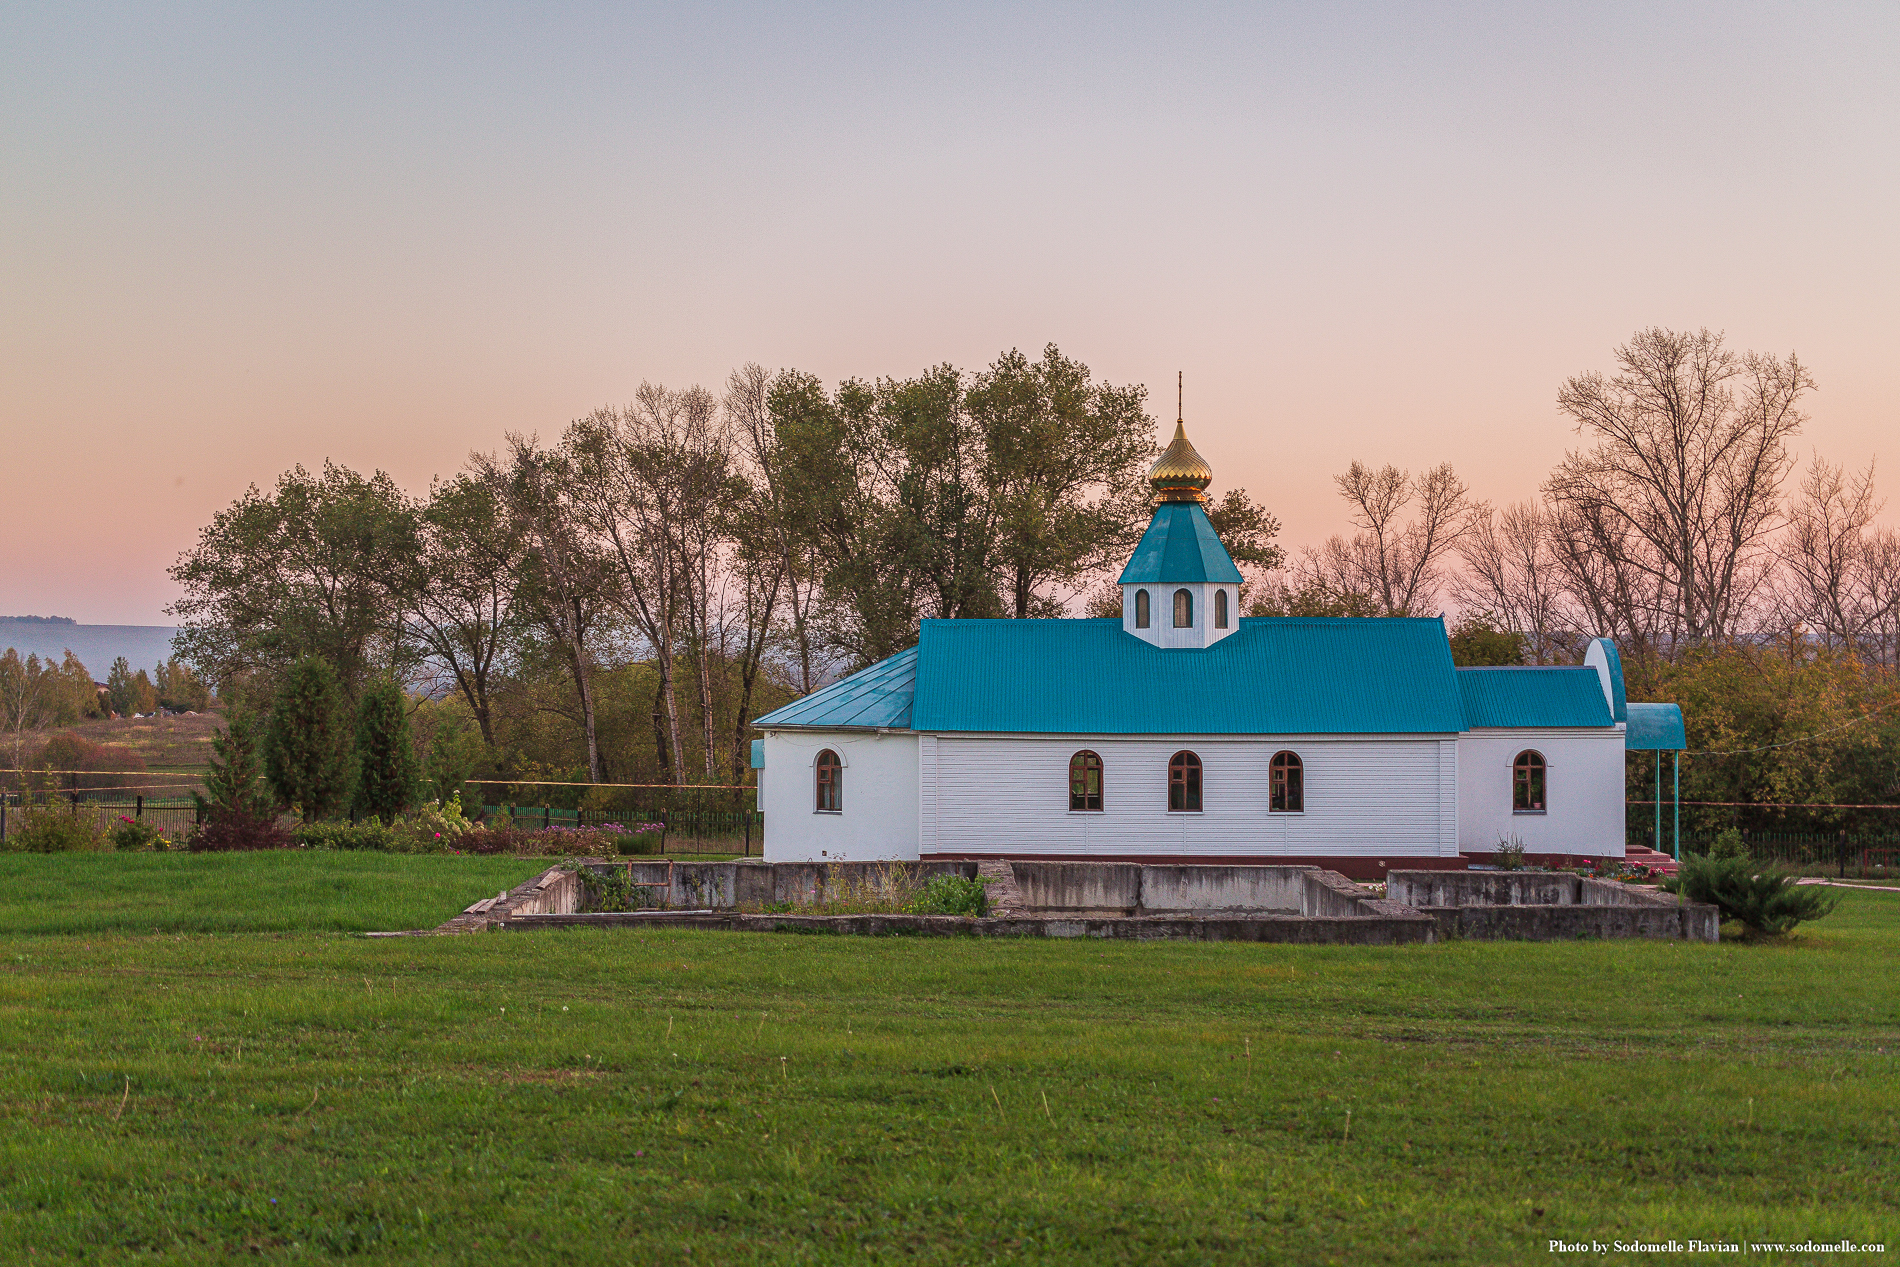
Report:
1386,870,1717,942
422,860,1718,944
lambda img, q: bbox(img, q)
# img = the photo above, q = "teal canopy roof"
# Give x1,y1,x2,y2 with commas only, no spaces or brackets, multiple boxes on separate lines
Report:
1457,667,1613,728
907,617,1462,734
1116,502,1244,585
754,646,917,730
1625,702,1686,750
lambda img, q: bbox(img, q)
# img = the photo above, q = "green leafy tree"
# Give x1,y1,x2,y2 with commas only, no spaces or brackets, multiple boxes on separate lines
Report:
106,656,137,717
155,658,211,711
966,345,1158,618
265,656,354,823
0,649,61,771
352,676,421,820
168,461,420,703
130,669,158,715
194,705,274,822
1449,612,1528,666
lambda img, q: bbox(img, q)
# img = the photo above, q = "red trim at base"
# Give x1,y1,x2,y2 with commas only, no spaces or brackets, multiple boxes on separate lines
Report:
922,851,1624,883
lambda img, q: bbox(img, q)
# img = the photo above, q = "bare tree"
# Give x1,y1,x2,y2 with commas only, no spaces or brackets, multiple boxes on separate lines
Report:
566,384,731,785
1306,461,1475,616
472,435,614,783
1775,457,1900,662
729,364,829,694
1547,499,1674,668
1454,501,1570,663
1546,327,1813,647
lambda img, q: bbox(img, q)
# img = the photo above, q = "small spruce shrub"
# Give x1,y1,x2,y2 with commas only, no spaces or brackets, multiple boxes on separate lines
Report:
905,874,991,917
1663,853,1840,936
1708,828,1749,861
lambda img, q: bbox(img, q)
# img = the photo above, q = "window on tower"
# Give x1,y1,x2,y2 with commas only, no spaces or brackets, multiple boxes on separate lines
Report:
1214,588,1229,629
1173,589,1193,628
1134,589,1150,628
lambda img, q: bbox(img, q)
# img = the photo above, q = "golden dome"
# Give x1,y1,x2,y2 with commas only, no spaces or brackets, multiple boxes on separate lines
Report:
1148,420,1212,502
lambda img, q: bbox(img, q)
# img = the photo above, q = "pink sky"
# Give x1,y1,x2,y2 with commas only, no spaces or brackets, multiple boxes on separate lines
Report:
5,3,1896,625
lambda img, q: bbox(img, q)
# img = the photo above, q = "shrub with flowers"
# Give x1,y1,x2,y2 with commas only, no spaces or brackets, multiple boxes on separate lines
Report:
108,816,164,852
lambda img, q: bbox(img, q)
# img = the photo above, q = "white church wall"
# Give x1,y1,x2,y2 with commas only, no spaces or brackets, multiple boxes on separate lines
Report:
926,735,1457,858
1457,730,1625,858
760,730,920,862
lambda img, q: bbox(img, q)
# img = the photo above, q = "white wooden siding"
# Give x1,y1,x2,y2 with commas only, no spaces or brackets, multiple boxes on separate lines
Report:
760,730,920,862
930,735,1452,858
1457,729,1624,858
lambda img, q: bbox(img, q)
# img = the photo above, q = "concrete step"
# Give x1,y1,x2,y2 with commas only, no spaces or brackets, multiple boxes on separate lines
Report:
975,859,1024,915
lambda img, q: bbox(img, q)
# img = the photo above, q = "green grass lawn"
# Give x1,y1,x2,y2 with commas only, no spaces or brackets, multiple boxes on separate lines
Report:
0,853,552,936
0,857,1893,1264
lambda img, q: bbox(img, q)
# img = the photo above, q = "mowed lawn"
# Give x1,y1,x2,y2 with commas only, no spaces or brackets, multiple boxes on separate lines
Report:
0,857,1893,1264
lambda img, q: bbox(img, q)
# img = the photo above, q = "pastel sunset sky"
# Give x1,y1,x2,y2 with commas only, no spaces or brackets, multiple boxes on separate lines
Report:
5,2,1896,625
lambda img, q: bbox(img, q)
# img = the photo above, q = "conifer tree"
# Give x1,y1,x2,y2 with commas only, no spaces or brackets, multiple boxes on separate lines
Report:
352,676,420,820
264,655,353,823
193,705,273,822
106,656,136,717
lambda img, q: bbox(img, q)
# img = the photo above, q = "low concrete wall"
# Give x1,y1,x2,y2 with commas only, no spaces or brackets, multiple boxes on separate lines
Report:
1388,870,1718,942
1009,862,1145,914
597,859,975,911
1385,871,1583,908
504,909,1437,944
1138,865,1308,914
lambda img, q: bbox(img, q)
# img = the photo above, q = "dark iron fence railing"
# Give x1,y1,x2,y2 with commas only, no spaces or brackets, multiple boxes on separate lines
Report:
1630,826,1900,877
469,780,761,856
0,779,762,855
0,791,200,843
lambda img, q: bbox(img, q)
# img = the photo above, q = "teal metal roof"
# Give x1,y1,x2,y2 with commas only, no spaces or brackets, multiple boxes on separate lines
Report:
1116,502,1244,585
1457,667,1614,728
753,646,917,729
910,616,1463,734
1626,702,1686,750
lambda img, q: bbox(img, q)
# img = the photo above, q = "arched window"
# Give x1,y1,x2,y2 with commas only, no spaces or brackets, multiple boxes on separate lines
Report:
1513,750,1546,813
1068,750,1103,812
1214,588,1229,629
1269,750,1303,813
1168,750,1202,812
815,749,842,812
1173,588,1193,628
1134,588,1150,629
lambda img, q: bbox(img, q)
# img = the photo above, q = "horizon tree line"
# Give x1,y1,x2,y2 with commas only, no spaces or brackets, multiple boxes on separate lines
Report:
156,329,1900,831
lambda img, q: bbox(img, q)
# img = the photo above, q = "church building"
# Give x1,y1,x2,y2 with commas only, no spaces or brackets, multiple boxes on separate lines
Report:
752,417,1679,879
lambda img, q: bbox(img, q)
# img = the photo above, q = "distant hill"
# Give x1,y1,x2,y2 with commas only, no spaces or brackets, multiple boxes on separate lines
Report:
0,617,181,679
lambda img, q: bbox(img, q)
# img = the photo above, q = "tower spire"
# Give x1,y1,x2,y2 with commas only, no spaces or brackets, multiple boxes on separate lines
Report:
1147,371,1212,503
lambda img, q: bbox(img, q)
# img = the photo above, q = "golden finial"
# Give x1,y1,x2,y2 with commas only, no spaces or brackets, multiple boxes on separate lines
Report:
1148,371,1212,502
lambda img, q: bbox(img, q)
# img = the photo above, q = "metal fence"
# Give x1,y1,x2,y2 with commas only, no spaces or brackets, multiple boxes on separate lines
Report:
472,781,761,856
1631,827,1900,878
0,792,199,844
